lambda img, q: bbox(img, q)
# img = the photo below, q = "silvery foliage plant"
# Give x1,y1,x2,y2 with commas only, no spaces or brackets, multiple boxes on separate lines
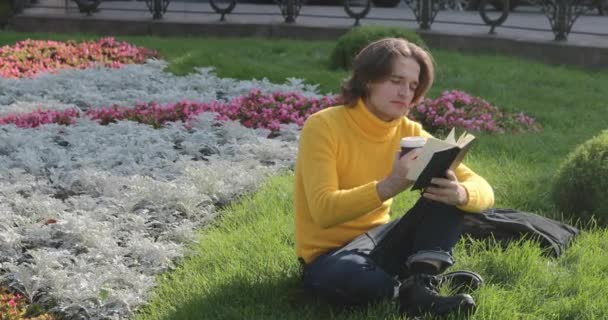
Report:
0,60,322,111
0,62,305,319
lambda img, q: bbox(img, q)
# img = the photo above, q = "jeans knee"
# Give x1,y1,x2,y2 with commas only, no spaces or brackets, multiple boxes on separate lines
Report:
303,252,399,306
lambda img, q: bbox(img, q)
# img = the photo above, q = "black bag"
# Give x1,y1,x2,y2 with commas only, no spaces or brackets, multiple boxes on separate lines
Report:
461,208,580,257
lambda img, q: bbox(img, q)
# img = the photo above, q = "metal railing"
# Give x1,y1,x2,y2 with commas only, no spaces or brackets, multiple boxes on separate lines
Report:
13,0,607,41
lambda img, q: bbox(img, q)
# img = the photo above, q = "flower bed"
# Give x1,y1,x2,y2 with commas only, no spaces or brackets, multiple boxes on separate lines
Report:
0,61,322,113
0,39,316,319
0,112,299,320
0,88,540,135
0,38,158,78
0,91,338,132
410,90,541,134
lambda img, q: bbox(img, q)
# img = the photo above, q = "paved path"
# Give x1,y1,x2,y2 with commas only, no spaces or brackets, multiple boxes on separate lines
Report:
19,0,608,47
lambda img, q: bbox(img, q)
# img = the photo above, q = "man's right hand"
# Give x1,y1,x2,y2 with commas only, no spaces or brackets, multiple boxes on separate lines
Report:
376,149,421,201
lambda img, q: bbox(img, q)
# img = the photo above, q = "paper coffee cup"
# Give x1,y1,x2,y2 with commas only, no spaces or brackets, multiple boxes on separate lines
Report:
400,136,426,157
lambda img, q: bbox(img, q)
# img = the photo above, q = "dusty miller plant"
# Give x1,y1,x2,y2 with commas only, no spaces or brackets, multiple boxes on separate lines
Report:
0,60,322,111
0,103,301,319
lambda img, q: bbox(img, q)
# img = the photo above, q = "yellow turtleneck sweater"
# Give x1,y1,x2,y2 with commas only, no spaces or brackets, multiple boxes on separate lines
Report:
294,99,495,264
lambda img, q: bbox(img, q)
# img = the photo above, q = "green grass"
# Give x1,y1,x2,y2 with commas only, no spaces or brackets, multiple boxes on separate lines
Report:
136,173,608,320
1,31,607,319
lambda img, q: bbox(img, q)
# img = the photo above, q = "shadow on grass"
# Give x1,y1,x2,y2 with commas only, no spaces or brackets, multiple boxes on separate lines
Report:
159,273,334,320
157,271,407,320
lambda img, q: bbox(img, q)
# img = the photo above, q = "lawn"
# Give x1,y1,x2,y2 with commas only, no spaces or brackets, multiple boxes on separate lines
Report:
1,31,607,319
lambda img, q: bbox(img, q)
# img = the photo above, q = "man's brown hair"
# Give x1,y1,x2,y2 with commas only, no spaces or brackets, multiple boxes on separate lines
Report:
340,38,434,107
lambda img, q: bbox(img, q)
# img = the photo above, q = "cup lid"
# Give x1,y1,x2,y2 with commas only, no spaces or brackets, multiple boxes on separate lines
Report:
400,136,426,148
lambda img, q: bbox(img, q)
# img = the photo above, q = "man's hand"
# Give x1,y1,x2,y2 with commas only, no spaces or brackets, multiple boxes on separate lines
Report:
377,149,421,201
422,170,468,206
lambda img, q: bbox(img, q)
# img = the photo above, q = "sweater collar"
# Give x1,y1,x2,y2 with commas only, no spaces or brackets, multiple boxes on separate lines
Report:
346,98,401,141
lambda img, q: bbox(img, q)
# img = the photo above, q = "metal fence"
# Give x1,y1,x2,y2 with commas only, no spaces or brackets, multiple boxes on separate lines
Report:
13,0,607,41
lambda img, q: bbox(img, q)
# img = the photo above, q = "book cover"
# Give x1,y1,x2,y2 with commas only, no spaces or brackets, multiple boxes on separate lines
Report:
406,129,475,190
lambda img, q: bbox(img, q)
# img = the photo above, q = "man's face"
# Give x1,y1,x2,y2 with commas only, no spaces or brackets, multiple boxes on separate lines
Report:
365,56,421,122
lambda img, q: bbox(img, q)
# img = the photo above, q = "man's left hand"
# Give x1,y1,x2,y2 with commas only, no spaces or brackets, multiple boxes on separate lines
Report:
422,170,468,206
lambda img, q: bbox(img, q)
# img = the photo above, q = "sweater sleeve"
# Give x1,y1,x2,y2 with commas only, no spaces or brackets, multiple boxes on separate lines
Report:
297,115,384,229
418,128,495,213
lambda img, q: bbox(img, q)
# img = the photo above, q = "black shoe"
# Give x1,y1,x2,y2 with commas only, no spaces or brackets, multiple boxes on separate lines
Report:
399,274,476,318
439,270,484,294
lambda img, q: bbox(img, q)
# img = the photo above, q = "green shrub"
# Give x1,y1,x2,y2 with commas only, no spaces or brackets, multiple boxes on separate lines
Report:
329,26,427,70
552,129,608,224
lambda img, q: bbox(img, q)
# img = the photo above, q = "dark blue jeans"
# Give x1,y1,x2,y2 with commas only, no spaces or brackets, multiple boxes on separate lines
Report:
301,197,466,306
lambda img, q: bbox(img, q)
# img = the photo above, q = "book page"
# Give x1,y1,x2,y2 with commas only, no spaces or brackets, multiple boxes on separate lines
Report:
457,131,475,147
446,128,456,144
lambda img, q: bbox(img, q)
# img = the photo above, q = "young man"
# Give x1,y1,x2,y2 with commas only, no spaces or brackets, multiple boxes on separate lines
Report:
294,38,494,317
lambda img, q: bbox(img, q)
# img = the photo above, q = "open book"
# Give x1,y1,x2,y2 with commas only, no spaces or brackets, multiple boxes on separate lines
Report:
406,129,476,190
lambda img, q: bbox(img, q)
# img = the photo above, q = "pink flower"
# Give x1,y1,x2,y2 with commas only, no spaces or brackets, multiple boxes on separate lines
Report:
0,90,342,137
0,38,159,79
408,90,541,134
